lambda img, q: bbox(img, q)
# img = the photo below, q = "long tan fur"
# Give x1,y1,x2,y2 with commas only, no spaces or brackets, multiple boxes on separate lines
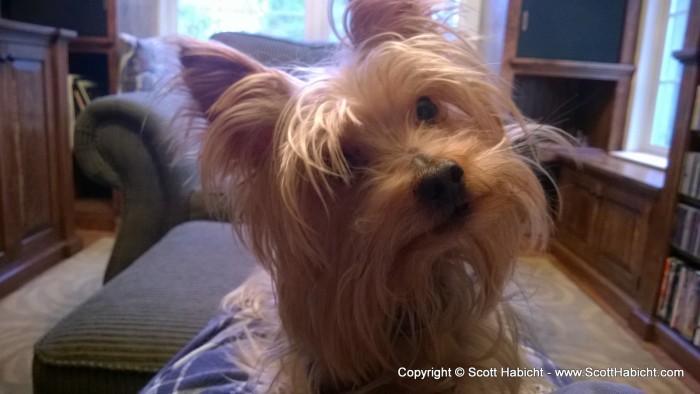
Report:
179,0,556,392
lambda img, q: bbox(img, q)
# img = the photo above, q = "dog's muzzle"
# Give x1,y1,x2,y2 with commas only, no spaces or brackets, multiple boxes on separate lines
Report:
414,159,469,219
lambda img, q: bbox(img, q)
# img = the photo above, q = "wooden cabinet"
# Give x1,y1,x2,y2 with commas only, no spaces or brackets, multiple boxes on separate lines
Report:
1,0,156,230
595,181,652,293
557,169,601,257
504,0,652,317
0,19,80,298
554,161,656,298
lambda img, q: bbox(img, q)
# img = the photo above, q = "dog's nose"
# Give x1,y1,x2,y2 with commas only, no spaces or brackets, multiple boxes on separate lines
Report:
415,160,468,211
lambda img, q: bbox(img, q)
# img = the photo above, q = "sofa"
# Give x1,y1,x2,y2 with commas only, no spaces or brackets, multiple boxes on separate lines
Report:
32,32,335,394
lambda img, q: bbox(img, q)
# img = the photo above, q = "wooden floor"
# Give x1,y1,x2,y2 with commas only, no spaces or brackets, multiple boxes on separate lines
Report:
77,228,116,248
547,253,700,393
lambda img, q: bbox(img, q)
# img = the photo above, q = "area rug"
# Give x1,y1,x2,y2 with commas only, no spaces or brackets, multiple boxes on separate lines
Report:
0,237,114,394
513,256,691,394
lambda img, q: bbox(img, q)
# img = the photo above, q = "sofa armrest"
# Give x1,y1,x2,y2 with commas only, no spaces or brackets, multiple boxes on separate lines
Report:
74,91,204,282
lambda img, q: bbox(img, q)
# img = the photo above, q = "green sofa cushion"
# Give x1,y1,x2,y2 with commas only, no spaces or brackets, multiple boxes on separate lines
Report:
33,221,256,394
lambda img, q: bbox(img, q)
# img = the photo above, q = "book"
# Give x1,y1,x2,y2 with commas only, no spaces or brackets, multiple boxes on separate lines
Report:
659,257,700,349
691,209,700,257
691,85,700,131
656,258,672,318
681,154,691,195
690,153,700,198
688,152,700,197
678,270,700,340
67,73,77,149
660,258,682,321
680,152,700,197
75,78,97,106
673,206,687,247
669,265,688,329
695,306,700,346
73,90,86,112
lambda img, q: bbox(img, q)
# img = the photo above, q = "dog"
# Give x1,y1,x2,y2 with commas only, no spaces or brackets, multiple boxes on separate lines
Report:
178,0,553,392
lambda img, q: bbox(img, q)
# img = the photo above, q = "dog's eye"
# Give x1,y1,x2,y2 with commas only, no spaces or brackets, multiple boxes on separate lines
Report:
416,96,438,124
342,145,366,170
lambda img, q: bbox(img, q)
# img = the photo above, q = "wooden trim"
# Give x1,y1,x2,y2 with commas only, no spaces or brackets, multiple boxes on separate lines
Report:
105,0,117,41
673,48,700,63
653,322,700,381
0,18,60,38
107,48,119,94
500,0,522,85
0,19,75,43
508,58,635,80
0,241,66,298
679,0,700,61
546,147,665,193
550,240,657,341
550,239,639,321
69,36,115,52
678,193,700,209
669,244,700,270
607,77,633,151
619,0,643,64
629,306,655,340
51,35,82,254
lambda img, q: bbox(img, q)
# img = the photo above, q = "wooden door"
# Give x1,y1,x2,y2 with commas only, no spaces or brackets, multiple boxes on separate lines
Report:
556,166,600,258
1,41,62,264
595,185,651,293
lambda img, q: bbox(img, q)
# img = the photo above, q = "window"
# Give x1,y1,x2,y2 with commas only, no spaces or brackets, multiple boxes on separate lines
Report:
167,0,348,41
624,0,690,160
165,0,482,42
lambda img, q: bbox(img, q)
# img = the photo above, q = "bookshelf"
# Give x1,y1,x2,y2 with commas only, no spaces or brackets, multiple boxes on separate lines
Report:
1,0,119,94
504,0,700,378
645,0,700,380
502,0,641,151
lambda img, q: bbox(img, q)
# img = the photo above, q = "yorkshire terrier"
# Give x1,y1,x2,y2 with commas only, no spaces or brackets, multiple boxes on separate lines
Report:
179,0,553,392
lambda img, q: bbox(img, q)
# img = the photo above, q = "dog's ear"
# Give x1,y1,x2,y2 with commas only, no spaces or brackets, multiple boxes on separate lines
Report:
180,40,298,178
179,38,267,114
179,39,297,176
344,0,441,49
204,69,296,170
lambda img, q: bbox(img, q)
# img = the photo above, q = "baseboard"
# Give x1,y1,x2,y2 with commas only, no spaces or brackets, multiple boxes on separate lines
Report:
0,242,66,298
549,239,647,327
